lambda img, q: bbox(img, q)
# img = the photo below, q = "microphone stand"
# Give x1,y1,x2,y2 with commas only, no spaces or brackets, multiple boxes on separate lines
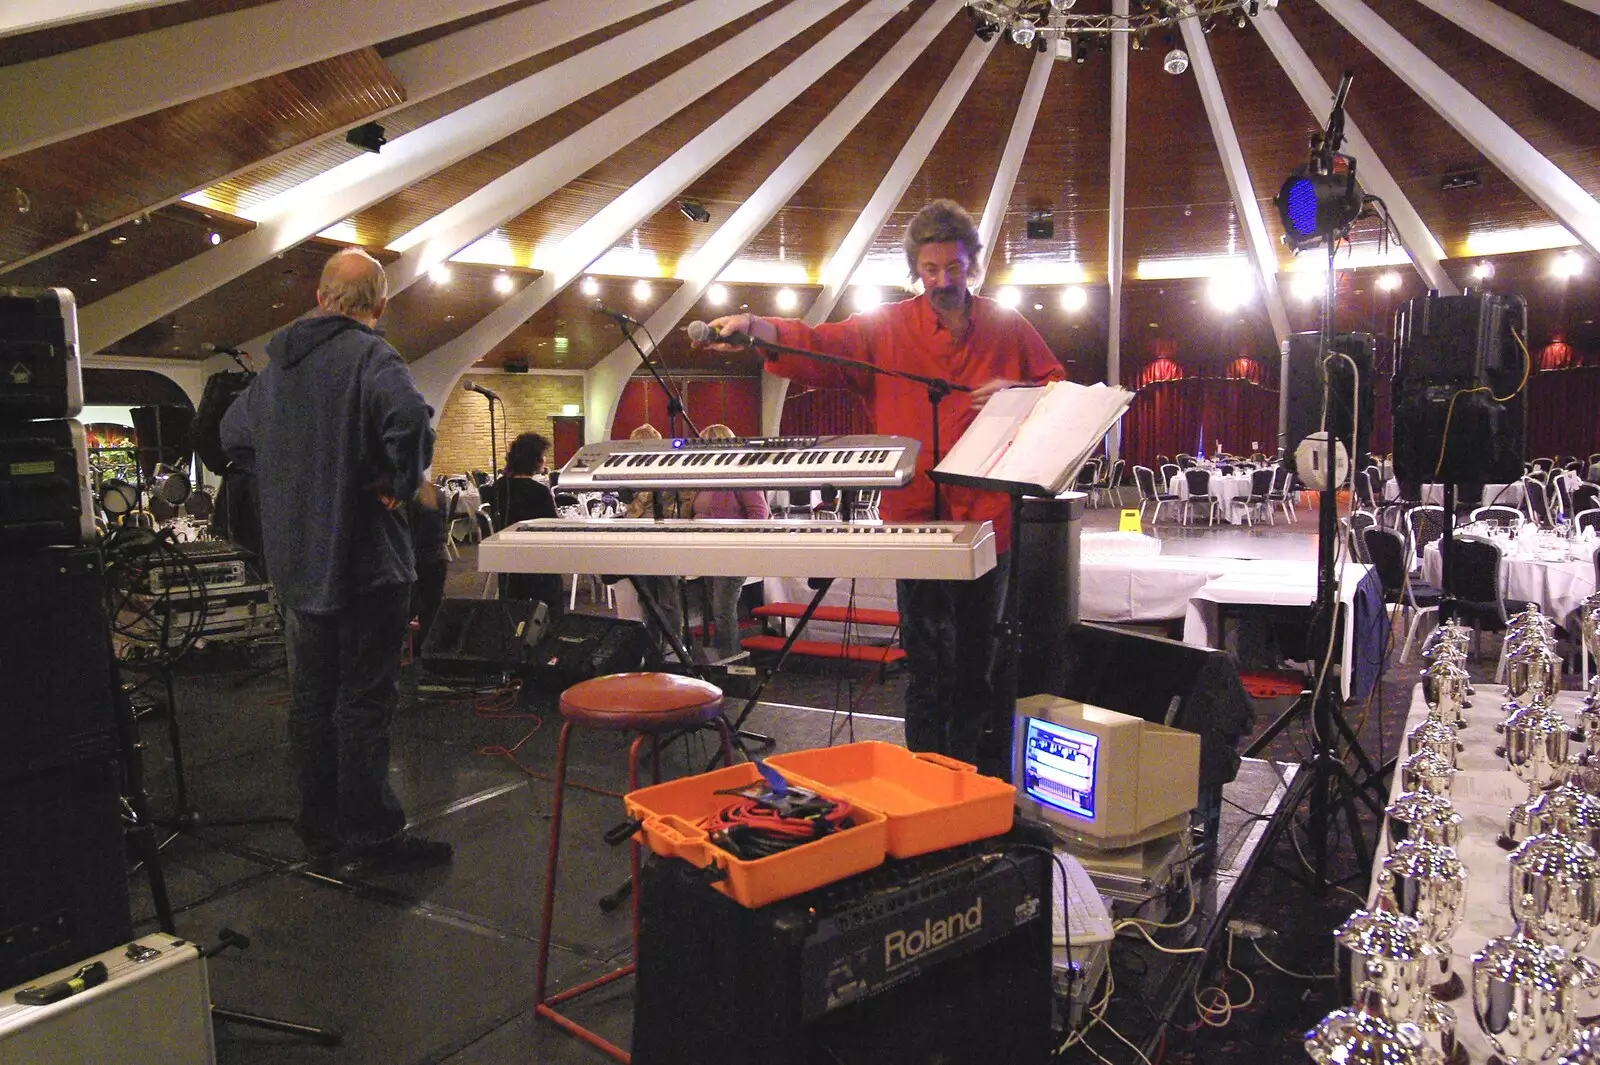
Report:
733,334,970,520
613,317,699,439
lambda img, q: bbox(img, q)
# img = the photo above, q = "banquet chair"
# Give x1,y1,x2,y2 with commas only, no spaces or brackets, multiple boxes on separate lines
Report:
1160,463,1181,491
1075,459,1101,505
1554,474,1577,522
848,489,881,522
1441,534,1520,660
1182,468,1218,526
1469,505,1525,533
1363,527,1441,664
1238,468,1274,525
1576,509,1600,537
1346,510,1377,563
1406,505,1445,574
1531,458,1554,475
1176,453,1196,470
1267,465,1297,523
1134,465,1178,524
1594,542,1600,589
1575,484,1600,515
1522,477,1555,528
1104,458,1126,507
1354,468,1378,511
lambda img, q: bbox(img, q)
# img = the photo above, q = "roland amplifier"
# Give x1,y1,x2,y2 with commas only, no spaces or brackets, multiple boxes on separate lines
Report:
634,830,1054,1065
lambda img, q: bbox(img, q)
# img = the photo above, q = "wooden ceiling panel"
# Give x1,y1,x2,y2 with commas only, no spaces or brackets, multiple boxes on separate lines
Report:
374,0,545,57
381,264,545,362
479,274,686,369
1123,202,1241,264
0,47,403,270
1121,276,1279,367
0,0,273,66
1273,0,1550,256
1488,0,1600,53
0,204,252,303
1124,40,1229,212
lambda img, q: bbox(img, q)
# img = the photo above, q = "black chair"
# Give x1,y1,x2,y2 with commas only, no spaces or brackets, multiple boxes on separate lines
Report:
1133,464,1178,524
1266,465,1296,523
1346,510,1377,563
1441,534,1521,659
1469,505,1525,532
1159,464,1181,495
1176,453,1197,470
1523,477,1555,527
1554,473,1577,522
1574,483,1600,515
1237,467,1274,525
1363,526,1441,664
1406,505,1445,572
1102,458,1126,508
1182,468,1218,526
1576,508,1600,537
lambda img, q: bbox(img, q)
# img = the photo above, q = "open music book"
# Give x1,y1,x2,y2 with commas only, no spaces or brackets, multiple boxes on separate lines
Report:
933,381,1133,495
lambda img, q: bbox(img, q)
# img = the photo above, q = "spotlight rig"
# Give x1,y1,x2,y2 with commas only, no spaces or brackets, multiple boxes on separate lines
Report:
1273,72,1365,251
964,0,1277,57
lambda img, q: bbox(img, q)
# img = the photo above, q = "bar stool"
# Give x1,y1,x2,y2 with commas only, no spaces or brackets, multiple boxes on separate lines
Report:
534,672,735,1062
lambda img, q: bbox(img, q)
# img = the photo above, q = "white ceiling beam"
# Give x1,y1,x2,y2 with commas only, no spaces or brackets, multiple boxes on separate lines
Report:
586,0,966,440
974,48,1053,292
75,0,771,355
1410,0,1600,115
408,0,877,413
0,0,182,38
1314,0,1600,259
1180,16,1290,345
807,36,997,325
0,0,513,159
1253,9,1455,295
1106,0,1128,457
1558,0,1600,14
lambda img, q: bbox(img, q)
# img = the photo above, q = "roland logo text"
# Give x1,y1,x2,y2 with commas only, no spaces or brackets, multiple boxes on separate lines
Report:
883,899,982,969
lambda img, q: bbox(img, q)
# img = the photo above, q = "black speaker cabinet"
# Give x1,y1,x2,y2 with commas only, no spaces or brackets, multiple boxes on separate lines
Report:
0,757,132,989
521,613,648,689
420,597,548,676
0,547,117,783
1392,291,1527,486
634,833,1053,1065
1282,332,1374,475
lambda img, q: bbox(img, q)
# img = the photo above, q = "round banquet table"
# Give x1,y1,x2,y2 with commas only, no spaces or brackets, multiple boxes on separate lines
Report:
1421,536,1596,635
1167,471,1254,524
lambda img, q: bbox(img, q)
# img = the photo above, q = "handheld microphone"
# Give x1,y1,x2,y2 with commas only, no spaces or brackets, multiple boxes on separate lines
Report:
593,301,639,326
463,380,501,401
685,320,753,347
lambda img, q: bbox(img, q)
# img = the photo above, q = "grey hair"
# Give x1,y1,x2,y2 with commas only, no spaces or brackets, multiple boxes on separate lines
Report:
317,248,389,319
902,199,983,277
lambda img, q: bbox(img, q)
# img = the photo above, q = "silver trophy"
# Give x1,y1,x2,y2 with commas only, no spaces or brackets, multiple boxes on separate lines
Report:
1472,924,1576,1064
1528,779,1600,854
1379,840,1468,1000
1305,991,1443,1065
1423,659,1471,731
1334,910,1464,1065
1408,718,1465,770
1501,703,1574,849
1577,597,1600,761
1386,792,1464,851
1557,1024,1600,1063
1402,749,1458,798
1509,834,1600,1014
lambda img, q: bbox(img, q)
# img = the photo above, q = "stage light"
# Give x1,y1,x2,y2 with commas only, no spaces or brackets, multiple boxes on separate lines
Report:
1274,168,1363,251
429,264,452,285
208,231,221,246
1551,251,1586,279
345,122,386,154
707,283,729,305
493,272,514,295
678,199,711,224
775,287,798,311
1207,273,1251,312
1060,286,1087,312
1048,0,1075,9
1290,270,1322,301
1471,262,1494,281
997,286,1022,309
1376,271,1402,291
1010,19,1035,45
1163,47,1189,75
580,276,600,297
852,286,881,312
632,278,652,301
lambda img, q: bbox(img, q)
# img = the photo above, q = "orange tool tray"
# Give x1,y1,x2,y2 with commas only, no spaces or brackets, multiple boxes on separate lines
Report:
624,762,888,909
767,742,1014,858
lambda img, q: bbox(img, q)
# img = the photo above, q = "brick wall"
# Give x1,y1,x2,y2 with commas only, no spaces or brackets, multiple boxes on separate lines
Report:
431,373,584,477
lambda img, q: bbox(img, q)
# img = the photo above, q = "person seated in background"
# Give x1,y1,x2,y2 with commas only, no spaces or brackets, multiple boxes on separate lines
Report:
408,474,449,653
622,423,693,654
494,432,563,617
693,424,770,660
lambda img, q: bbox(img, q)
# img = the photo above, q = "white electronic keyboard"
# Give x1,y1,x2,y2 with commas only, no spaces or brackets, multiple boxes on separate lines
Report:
477,518,996,580
552,434,919,490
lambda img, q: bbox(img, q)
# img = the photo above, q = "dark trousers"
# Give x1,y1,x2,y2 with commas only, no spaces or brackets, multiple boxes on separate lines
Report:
283,582,412,854
411,559,447,653
895,554,1010,767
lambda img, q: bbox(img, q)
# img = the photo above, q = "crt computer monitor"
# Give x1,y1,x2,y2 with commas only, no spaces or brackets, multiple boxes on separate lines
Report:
1012,694,1200,853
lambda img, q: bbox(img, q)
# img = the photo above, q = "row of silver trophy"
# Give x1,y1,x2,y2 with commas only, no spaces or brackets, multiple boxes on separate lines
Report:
1307,594,1600,1064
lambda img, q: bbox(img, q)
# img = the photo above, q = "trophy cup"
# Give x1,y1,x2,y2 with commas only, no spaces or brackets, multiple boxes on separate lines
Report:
1557,1024,1600,1063
1334,910,1465,1065
1402,749,1457,798
1472,924,1576,1064
1379,840,1468,1000
1509,834,1600,1016
1386,792,1463,851
1409,718,1465,770
1423,659,1471,731
1305,990,1443,1065
1576,597,1600,761
1501,704,1574,849
1528,777,1600,854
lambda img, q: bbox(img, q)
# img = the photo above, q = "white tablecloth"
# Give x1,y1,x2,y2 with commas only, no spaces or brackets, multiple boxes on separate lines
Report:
1168,472,1254,524
1383,481,1525,510
1373,685,1593,1064
1181,560,1376,700
1421,539,1597,635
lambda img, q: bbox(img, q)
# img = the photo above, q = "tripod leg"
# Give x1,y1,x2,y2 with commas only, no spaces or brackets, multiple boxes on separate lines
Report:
212,1006,342,1045
162,665,197,823
1241,692,1309,758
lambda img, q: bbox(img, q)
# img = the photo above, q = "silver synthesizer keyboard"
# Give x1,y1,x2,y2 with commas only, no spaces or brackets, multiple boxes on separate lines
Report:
552,434,919,490
477,519,996,580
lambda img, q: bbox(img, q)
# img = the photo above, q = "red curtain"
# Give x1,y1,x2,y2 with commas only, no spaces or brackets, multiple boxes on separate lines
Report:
779,387,872,436
1121,378,1279,468
1527,366,1600,459
608,376,762,438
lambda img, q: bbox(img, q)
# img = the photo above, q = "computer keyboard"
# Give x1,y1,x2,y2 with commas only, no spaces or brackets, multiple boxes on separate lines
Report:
1053,847,1113,945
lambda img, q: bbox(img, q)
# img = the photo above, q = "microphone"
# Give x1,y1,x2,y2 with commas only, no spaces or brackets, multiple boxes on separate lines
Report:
200,342,243,355
463,380,500,401
686,320,754,347
593,301,639,326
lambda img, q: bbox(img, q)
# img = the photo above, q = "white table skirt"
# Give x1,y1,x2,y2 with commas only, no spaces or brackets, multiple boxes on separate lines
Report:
1168,472,1254,524
1383,481,1525,510
1421,540,1596,635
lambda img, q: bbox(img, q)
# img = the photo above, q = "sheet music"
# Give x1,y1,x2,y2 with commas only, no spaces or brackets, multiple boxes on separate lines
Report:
936,381,1133,493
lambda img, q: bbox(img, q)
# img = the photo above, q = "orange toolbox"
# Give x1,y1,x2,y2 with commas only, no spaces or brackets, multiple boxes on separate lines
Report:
624,762,888,909
767,741,1014,858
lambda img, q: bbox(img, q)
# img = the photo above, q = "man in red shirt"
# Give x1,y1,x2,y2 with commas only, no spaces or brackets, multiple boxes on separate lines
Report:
700,200,1064,770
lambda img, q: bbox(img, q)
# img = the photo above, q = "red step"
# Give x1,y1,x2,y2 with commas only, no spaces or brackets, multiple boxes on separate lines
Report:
740,634,907,665
752,603,901,628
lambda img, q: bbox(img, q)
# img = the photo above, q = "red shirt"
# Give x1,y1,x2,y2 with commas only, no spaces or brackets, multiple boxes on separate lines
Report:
766,294,1064,553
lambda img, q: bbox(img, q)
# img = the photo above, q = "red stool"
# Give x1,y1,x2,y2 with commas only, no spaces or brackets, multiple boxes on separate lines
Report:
535,672,734,1062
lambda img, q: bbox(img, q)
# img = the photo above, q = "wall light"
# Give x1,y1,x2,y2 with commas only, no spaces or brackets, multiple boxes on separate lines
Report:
1551,250,1585,279
1060,286,1087,312
493,272,514,295
1471,262,1493,281
580,276,599,297
632,278,652,302
1376,271,1402,292
996,286,1022,309
429,264,452,285
852,286,882,312
561,403,581,416
707,283,729,306
775,288,798,311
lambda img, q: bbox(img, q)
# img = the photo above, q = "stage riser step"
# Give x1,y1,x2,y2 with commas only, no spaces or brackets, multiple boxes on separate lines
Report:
740,635,907,665
753,603,901,628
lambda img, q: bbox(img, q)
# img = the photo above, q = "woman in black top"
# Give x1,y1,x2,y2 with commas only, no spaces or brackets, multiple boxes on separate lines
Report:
494,433,563,615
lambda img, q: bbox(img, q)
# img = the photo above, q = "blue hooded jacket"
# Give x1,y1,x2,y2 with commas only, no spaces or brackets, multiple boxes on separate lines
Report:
220,313,433,614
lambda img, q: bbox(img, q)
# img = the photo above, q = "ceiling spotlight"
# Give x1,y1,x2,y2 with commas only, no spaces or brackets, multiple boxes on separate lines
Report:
493,272,514,295
1290,270,1322,301
1233,11,1247,28
208,231,221,246
429,264,453,285
580,275,600,297
969,8,999,41
1471,262,1494,281
1048,0,1076,9
775,288,798,311
1060,286,1087,312
345,121,386,154
997,286,1022,309
708,283,729,305
1075,36,1088,63
1551,250,1585,279
632,278,652,301
1207,274,1251,312
1131,31,1144,50
1376,271,1402,291
1163,47,1189,75
678,199,711,224
1010,19,1036,46
852,286,882,312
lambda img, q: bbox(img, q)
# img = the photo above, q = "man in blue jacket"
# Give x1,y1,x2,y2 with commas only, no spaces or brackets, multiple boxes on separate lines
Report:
222,248,451,877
